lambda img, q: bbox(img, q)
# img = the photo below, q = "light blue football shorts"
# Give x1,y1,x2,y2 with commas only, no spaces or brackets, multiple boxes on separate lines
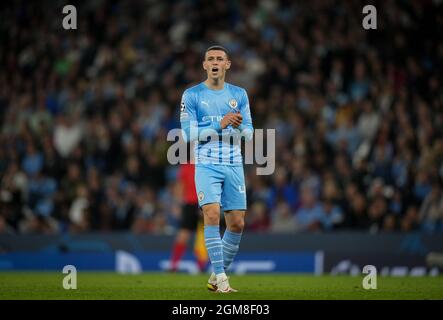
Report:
194,164,247,211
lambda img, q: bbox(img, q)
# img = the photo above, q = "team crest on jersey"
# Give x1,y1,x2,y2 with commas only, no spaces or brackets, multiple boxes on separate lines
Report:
198,191,205,202
229,99,238,109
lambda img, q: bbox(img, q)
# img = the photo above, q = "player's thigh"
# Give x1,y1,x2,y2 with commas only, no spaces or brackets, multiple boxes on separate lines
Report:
195,164,223,208
221,165,247,211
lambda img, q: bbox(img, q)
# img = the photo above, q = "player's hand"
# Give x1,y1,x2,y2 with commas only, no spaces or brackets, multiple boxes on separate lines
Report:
231,112,243,128
220,112,242,129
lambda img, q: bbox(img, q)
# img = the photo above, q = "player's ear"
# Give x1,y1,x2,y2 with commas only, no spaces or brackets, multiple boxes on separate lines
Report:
202,60,208,70
226,60,231,70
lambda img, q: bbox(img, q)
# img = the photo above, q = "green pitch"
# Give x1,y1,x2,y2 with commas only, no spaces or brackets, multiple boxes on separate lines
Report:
0,272,442,300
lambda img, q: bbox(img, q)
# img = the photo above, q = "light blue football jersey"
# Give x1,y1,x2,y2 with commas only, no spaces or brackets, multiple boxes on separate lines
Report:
180,82,253,165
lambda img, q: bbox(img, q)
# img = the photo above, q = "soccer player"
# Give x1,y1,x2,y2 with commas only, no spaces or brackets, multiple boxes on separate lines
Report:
169,161,208,273
179,45,253,293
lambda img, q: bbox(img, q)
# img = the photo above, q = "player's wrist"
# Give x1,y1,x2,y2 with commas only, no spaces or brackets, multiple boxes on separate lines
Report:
220,118,231,130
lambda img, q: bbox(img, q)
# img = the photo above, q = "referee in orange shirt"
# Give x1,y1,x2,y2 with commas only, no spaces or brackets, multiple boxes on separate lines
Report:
169,162,208,272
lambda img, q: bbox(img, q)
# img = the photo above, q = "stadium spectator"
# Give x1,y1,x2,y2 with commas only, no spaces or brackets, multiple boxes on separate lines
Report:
270,200,296,233
0,214,15,235
419,183,443,233
294,186,324,232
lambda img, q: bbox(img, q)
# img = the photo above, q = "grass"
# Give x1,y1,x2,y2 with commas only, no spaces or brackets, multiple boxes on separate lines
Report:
0,272,442,300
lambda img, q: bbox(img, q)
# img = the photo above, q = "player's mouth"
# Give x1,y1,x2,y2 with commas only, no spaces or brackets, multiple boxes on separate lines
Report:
211,67,219,74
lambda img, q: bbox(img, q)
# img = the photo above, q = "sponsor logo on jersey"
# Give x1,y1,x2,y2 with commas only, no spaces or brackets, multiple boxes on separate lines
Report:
202,115,223,122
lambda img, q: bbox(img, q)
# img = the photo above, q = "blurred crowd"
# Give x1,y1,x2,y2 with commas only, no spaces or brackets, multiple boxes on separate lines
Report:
0,0,442,235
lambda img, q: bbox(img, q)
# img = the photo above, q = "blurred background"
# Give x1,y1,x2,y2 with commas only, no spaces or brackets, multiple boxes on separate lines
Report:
0,0,442,275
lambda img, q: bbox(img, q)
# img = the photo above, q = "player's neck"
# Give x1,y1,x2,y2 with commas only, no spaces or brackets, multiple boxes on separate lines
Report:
204,78,225,91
